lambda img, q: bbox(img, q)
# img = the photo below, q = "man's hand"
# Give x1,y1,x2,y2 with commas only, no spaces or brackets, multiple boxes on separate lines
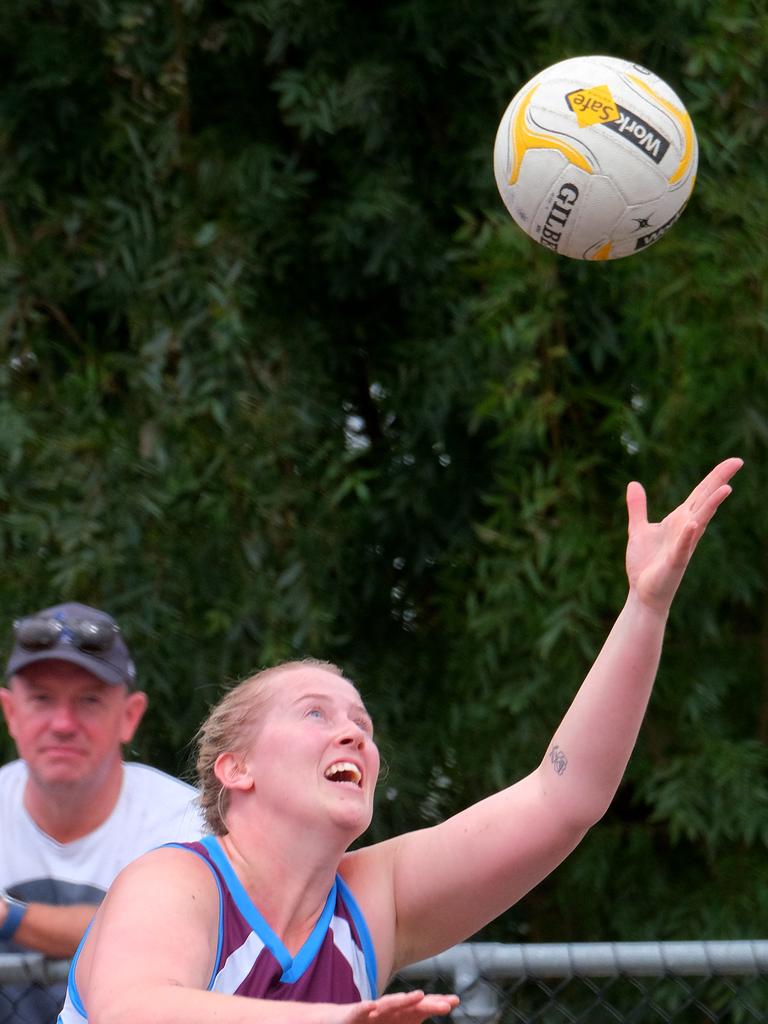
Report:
625,457,742,614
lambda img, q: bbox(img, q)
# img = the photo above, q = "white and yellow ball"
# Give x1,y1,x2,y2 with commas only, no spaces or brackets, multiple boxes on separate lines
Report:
493,55,698,261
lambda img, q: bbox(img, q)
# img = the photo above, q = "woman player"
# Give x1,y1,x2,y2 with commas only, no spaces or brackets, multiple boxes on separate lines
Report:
58,458,741,1024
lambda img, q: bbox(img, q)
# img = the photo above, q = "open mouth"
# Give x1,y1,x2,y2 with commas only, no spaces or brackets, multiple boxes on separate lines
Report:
324,761,363,788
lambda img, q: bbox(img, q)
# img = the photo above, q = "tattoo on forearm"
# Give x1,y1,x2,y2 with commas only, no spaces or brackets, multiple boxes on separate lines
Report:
549,745,567,775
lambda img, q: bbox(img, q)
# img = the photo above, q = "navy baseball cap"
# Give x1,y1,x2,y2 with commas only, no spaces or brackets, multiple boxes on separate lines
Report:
5,602,137,688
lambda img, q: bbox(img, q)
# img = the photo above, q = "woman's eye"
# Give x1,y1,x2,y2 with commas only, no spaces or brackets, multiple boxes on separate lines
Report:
306,708,324,719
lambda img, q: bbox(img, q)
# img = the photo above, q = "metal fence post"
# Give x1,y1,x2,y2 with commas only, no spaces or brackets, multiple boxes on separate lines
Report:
447,946,500,1024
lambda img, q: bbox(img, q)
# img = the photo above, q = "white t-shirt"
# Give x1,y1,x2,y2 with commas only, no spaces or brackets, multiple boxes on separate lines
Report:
0,759,205,1023
0,757,205,1019
0,758,205,909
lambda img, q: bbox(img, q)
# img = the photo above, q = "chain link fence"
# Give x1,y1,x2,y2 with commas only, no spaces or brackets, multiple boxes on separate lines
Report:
1,942,767,1023
396,942,768,1024
0,954,68,1024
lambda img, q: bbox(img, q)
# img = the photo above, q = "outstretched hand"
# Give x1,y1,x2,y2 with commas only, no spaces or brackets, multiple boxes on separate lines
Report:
625,457,743,614
337,990,460,1024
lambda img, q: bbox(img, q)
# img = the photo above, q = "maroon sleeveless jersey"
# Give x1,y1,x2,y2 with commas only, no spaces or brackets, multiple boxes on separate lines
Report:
179,836,378,1001
58,835,378,1023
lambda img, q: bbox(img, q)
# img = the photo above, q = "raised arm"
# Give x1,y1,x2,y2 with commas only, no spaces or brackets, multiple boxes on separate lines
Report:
538,456,742,826
358,459,742,975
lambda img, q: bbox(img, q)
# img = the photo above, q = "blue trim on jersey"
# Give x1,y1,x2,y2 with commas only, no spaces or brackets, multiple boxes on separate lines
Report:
279,885,338,984
64,924,92,1019
202,835,339,984
336,875,378,998
167,840,225,989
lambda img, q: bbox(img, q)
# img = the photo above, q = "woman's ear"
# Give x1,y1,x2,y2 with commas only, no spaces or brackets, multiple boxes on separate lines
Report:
214,751,254,792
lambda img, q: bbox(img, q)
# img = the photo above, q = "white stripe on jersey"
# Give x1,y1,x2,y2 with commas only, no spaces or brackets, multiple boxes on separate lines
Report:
330,914,372,999
213,930,267,993
57,991,86,1024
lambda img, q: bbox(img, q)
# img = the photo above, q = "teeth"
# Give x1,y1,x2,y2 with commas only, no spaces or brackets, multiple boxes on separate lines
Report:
325,762,362,785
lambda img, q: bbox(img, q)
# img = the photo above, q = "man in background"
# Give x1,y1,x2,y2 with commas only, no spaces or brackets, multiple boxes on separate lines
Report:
0,601,204,1021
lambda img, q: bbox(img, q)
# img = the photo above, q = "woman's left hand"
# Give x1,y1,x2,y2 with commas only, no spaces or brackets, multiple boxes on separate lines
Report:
625,457,742,614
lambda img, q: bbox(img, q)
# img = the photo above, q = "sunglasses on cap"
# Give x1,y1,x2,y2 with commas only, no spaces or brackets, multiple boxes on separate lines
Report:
13,615,121,654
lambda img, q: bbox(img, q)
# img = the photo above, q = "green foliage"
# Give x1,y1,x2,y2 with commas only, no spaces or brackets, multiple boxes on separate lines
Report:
0,0,766,941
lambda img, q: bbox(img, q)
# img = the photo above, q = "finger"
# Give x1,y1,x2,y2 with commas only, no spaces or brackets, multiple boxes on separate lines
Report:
670,520,699,568
355,1001,377,1019
426,996,461,1011
367,991,432,1020
409,994,460,1018
685,458,743,512
672,482,734,566
386,992,424,1002
417,994,460,1007
626,480,648,534
688,483,733,532
375,992,425,1009
370,991,448,1024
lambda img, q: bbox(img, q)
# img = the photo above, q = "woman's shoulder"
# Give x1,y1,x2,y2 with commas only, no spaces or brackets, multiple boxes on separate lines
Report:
110,840,219,897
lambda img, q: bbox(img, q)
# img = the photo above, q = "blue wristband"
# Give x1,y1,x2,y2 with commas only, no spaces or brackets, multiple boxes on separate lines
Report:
0,896,28,941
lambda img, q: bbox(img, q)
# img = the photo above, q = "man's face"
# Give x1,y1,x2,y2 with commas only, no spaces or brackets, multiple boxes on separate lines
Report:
0,660,147,790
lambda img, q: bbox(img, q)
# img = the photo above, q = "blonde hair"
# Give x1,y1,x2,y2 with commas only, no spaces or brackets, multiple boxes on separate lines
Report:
194,659,345,834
